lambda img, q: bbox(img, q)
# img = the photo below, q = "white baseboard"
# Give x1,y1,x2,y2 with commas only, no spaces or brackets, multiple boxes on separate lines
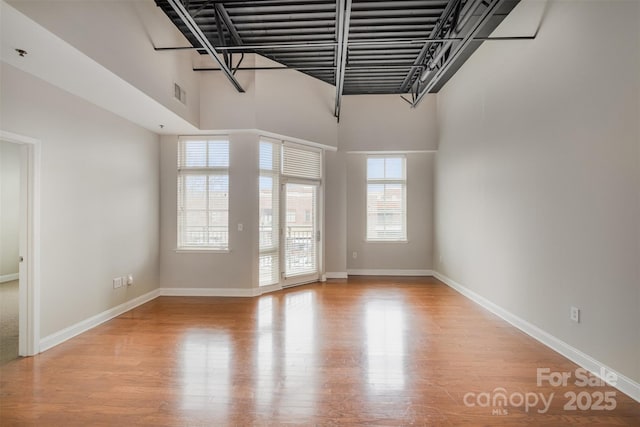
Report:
433,271,640,403
0,273,19,283
40,288,160,352
326,272,348,279
347,269,434,276
160,287,259,297
256,283,283,295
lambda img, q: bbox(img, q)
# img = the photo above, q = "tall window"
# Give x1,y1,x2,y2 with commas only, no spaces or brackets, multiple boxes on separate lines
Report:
259,139,280,286
366,156,407,241
177,137,229,250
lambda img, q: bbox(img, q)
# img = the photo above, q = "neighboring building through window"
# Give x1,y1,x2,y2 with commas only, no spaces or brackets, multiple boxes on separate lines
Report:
366,156,407,241
177,137,230,250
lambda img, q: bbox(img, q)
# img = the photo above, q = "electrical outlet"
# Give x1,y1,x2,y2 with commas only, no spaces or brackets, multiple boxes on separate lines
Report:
352,251,358,259
570,306,580,323
126,274,133,286
113,277,122,289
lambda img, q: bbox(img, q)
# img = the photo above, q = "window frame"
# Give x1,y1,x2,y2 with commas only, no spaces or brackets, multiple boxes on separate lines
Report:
365,155,408,243
259,138,281,286
176,136,230,252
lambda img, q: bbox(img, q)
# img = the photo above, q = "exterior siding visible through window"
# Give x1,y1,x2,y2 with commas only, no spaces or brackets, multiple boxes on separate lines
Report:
366,156,407,241
177,138,230,250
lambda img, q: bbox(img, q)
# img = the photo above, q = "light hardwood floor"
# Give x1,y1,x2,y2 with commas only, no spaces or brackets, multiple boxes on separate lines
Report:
1,276,638,425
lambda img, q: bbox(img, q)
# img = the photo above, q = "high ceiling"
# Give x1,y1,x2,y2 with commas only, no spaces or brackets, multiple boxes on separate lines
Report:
155,0,521,117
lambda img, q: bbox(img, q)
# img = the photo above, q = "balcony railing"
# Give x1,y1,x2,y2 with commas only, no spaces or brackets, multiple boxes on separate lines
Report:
184,226,228,247
259,225,316,274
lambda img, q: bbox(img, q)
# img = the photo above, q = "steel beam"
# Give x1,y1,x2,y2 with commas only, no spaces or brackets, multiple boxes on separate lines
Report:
398,0,461,93
193,64,426,72
334,0,352,120
214,4,244,46
213,6,230,67
154,36,534,52
167,0,244,93
411,0,504,107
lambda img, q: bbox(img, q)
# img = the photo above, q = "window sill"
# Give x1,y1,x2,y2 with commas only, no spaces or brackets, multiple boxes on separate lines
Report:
175,248,231,254
364,239,409,244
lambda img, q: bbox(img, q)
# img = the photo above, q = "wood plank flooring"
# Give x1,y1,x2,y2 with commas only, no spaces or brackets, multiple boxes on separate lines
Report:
1,276,639,425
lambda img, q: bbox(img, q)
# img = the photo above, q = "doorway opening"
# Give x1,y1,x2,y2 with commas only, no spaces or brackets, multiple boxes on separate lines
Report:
0,130,40,360
0,140,21,363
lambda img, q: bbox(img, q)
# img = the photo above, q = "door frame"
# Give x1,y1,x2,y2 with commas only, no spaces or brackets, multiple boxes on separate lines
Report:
281,178,323,288
1,130,41,356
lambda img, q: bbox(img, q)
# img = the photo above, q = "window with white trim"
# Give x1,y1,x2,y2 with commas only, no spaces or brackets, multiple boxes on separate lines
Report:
259,139,280,286
366,156,407,241
177,137,229,250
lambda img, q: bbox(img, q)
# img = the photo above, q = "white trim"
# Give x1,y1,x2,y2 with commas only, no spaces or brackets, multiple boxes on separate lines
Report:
326,272,348,279
347,150,437,154
1,130,41,357
364,239,409,243
160,287,260,297
174,248,231,254
433,271,640,403
347,269,434,276
257,283,283,295
0,273,19,283
39,289,160,352
0,130,39,145
177,130,338,152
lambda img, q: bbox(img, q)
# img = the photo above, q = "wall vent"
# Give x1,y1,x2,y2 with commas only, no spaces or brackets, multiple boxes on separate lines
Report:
174,83,187,105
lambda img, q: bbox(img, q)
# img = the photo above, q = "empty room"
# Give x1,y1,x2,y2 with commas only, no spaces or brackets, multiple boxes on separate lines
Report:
0,0,639,425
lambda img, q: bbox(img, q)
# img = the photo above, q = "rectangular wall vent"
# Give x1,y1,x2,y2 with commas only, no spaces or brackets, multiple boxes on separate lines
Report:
174,82,187,105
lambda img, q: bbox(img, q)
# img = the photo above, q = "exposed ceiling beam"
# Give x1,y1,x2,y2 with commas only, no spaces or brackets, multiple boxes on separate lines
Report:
213,5,230,66
335,0,351,120
154,36,534,52
167,0,245,92
193,64,427,72
214,3,244,46
398,0,462,93
411,0,505,107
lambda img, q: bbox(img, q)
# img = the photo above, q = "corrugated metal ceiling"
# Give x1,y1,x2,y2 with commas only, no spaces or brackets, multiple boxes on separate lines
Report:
155,0,522,116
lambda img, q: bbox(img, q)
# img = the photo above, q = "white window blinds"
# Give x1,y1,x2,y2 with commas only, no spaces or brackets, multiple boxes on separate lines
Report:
259,139,280,286
177,138,229,249
366,156,407,241
282,143,321,180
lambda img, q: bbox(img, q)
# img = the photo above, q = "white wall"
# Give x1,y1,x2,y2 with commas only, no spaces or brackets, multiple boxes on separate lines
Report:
159,133,259,290
199,55,258,131
324,150,347,275
339,94,438,151
346,152,434,273
338,94,438,273
0,141,20,278
199,54,339,149
435,0,640,383
0,63,160,337
8,0,201,127
255,56,338,149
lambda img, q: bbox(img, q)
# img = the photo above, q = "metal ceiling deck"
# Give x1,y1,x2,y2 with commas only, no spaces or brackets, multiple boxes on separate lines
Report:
155,0,522,116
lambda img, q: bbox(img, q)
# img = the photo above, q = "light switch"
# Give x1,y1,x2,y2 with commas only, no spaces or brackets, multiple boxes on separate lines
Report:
237,223,243,231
